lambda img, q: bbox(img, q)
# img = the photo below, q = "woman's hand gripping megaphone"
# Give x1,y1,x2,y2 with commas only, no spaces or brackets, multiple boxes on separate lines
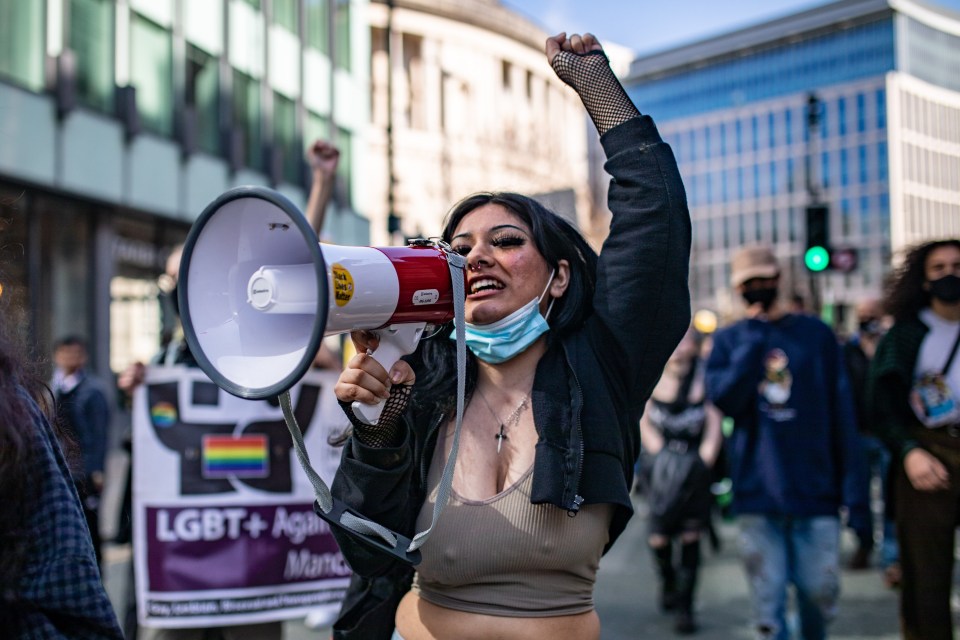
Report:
336,329,417,423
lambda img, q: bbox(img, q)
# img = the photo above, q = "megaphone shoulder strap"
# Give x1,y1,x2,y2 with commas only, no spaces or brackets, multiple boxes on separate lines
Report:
279,248,467,566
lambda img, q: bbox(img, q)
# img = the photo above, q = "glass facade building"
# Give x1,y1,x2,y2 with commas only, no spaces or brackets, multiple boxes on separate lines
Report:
0,0,370,378
625,0,960,321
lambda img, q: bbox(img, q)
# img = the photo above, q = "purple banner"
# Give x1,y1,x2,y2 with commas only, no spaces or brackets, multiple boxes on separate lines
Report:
145,502,348,592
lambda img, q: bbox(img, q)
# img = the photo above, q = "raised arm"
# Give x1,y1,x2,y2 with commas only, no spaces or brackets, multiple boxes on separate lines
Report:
304,139,340,235
548,33,691,407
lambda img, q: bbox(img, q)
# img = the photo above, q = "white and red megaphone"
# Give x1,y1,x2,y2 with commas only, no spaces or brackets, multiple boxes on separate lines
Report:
178,186,461,424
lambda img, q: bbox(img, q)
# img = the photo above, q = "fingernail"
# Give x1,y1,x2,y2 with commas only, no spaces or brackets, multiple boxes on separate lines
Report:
391,370,403,383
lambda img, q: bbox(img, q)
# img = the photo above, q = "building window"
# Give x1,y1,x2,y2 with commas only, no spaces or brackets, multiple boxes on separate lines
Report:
70,0,115,112
840,148,849,187
785,108,793,146
306,0,330,53
768,112,776,148
751,115,759,152
877,89,886,129
0,0,45,90
771,209,779,243
232,70,262,170
273,0,298,33
878,141,888,181
841,198,851,237
856,93,866,132
860,196,871,236
787,157,796,193
838,97,847,136
821,151,830,189
304,110,330,145
736,120,743,154
130,13,173,136
858,144,868,184
335,0,351,71
335,126,352,206
879,193,889,237
719,122,727,156
273,92,299,183
403,33,425,129
185,45,219,154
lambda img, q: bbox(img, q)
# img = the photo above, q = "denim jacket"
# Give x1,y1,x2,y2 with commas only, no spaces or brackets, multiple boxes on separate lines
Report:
329,115,691,639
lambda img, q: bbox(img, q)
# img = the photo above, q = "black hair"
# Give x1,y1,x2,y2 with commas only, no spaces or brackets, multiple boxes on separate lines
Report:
54,335,88,350
884,239,960,323
410,192,598,413
0,309,67,588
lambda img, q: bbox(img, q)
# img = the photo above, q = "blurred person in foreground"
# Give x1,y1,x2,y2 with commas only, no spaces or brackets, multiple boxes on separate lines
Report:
705,244,867,640
639,327,723,634
117,140,340,640
867,239,960,640
328,32,690,640
50,334,111,568
0,312,122,636
842,297,899,584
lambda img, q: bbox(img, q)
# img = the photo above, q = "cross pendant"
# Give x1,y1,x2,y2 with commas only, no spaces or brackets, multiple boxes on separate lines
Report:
495,423,508,454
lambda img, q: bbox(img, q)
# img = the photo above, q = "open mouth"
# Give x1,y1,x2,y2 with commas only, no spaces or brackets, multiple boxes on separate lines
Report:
469,278,504,295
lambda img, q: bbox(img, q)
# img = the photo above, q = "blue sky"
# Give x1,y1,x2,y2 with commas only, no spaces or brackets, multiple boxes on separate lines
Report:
503,0,960,55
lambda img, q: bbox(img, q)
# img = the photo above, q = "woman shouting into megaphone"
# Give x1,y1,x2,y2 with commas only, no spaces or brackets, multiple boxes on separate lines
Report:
330,32,691,640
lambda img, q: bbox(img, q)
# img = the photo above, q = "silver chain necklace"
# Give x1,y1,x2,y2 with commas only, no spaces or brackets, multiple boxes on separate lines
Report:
475,388,530,454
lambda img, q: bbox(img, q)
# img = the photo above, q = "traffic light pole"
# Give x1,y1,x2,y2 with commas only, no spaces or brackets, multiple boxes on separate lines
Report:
805,93,823,315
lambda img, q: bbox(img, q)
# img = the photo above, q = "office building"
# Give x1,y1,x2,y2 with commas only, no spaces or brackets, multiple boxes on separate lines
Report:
0,0,369,376
363,0,594,247
624,0,960,319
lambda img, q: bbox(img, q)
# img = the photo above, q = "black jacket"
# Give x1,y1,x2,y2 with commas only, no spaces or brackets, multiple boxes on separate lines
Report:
330,115,690,638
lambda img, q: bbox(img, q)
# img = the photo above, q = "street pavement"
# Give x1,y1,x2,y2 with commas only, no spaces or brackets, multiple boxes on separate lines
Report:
104,482,932,639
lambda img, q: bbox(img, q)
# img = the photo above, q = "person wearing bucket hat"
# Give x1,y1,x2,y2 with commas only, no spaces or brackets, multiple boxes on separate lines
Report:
705,244,867,640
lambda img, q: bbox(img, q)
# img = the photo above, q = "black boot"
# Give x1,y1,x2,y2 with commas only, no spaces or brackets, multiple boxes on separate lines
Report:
674,540,700,634
652,542,677,612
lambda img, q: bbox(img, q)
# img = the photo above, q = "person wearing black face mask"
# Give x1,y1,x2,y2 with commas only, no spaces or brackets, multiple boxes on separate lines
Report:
705,244,867,640
842,298,900,584
867,238,960,640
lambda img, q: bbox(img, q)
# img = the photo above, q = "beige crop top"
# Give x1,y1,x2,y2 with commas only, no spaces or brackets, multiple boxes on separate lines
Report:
411,454,614,617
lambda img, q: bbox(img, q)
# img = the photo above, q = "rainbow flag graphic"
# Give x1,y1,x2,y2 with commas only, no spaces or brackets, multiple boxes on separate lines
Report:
150,402,177,428
202,434,269,479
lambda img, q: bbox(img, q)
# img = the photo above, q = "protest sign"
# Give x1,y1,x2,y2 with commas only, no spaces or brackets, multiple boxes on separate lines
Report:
133,366,349,627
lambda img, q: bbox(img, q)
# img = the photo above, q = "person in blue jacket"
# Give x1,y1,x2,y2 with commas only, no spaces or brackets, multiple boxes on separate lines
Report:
706,244,867,640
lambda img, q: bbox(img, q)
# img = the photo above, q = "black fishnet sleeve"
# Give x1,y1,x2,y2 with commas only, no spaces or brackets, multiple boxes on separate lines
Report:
551,50,641,136
337,383,412,448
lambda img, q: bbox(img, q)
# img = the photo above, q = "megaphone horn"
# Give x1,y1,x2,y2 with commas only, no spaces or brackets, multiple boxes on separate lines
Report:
178,186,460,424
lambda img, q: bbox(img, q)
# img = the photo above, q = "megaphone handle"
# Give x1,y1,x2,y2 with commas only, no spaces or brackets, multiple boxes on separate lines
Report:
352,323,427,425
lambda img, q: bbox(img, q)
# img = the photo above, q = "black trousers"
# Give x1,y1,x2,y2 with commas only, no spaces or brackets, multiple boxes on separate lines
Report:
896,432,960,640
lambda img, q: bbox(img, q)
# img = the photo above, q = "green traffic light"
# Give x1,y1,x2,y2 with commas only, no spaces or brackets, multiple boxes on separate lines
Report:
805,246,830,272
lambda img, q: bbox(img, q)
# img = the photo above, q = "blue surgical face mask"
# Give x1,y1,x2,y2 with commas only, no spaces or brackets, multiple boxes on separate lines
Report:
452,270,556,364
